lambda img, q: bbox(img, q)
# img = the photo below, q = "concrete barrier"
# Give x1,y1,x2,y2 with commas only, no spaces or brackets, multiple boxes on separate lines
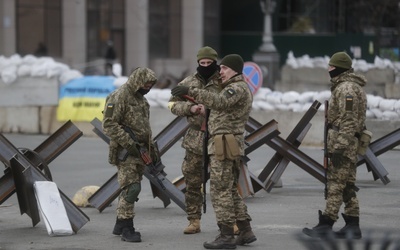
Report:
1,75,399,147
278,65,398,98
0,106,392,148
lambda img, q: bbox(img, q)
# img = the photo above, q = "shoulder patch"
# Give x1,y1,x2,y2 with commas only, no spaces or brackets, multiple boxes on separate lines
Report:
224,88,236,98
345,95,353,111
104,103,114,118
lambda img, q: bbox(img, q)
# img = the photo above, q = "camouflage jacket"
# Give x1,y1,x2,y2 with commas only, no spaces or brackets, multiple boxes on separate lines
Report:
102,67,157,164
188,74,253,156
327,69,367,161
169,72,221,154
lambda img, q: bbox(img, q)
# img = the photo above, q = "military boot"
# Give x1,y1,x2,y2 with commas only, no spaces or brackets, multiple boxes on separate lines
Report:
121,227,141,242
112,218,141,236
203,224,236,249
235,220,257,245
335,213,362,239
302,210,335,238
183,219,201,234
112,218,125,235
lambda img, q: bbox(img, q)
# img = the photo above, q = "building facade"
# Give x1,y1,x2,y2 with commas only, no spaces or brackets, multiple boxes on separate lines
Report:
0,0,220,80
1,0,398,85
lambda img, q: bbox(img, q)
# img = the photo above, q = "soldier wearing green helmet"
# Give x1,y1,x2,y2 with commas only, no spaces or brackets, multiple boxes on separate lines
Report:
171,53,257,249
303,51,367,240
168,46,221,235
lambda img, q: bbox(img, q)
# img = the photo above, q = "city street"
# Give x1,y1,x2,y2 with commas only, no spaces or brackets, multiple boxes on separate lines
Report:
1,124,399,250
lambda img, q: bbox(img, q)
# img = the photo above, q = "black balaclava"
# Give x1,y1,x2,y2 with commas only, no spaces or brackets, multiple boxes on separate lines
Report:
197,61,219,81
329,66,348,79
137,88,151,95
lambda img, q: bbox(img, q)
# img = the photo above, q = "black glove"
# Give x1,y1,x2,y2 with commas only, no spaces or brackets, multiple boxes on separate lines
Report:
127,143,140,157
171,86,189,97
331,150,345,167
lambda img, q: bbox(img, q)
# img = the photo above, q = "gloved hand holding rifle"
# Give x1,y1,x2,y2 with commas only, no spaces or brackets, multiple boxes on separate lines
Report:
119,126,165,190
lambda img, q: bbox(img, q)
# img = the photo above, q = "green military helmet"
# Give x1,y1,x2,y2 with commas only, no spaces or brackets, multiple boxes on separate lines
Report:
220,54,244,73
197,46,218,62
72,185,100,207
329,52,352,69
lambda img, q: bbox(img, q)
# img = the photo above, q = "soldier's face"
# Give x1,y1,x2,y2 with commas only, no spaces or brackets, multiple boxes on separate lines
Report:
219,65,237,83
199,59,213,67
143,81,155,90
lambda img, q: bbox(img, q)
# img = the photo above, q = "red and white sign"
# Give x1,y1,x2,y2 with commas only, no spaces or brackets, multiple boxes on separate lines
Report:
242,61,263,95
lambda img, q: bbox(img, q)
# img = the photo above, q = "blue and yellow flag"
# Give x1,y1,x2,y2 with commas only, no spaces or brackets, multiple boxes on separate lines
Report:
57,76,116,121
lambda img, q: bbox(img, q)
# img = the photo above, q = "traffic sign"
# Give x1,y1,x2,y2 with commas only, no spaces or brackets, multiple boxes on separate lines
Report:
242,61,263,95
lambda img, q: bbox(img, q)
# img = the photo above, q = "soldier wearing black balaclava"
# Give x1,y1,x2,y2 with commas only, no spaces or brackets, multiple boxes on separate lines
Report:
168,46,221,235
303,52,367,240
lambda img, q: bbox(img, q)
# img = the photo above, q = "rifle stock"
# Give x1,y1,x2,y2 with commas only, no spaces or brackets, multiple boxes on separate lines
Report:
324,100,329,199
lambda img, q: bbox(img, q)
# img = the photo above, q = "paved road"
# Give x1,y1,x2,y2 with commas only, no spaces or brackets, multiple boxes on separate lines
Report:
1,131,399,250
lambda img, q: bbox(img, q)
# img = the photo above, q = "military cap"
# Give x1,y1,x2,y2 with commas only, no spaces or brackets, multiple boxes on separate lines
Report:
220,54,244,73
329,52,352,69
197,46,218,62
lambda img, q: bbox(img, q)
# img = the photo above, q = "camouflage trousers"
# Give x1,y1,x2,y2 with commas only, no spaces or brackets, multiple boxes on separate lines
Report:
116,157,145,219
324,157,359,221
182,150,203,220
209,155,252,227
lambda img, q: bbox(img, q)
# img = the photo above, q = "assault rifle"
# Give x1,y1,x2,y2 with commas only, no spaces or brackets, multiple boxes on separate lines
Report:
323,100,329,199
202,108,210,213
119,126,166,190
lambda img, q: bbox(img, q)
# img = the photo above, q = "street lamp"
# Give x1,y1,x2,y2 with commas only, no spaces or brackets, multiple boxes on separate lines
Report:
252,0,280,90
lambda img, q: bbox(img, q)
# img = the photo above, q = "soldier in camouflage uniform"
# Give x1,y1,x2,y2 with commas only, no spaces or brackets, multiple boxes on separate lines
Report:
102,67,158,243
303,52,367,239
172,54,257,249
168,46,221,234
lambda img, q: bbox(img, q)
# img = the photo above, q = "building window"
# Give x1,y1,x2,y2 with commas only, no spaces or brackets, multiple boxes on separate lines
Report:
87,0,125,74
149,0,181,59
16,0,61,57
204,0,220,52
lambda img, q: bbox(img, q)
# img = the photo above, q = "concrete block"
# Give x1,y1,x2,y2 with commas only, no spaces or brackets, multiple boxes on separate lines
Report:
0,77,59,107
278,66,395,97
40,106,97,136
363,68,395,85
0,106,39,133
384,83,400,99
39,106,60,134
250,108,400,147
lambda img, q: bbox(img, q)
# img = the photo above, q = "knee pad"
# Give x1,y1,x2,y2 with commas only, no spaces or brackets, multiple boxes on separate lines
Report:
123,183,141,203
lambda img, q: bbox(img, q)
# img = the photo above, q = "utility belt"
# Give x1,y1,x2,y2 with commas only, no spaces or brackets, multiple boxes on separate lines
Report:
328,124,360,139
